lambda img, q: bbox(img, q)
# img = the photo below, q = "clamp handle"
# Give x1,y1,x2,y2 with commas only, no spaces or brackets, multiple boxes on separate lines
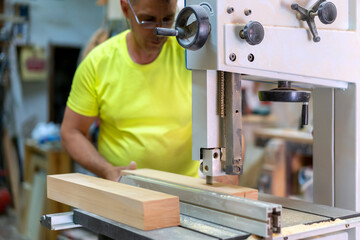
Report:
291,0,337,42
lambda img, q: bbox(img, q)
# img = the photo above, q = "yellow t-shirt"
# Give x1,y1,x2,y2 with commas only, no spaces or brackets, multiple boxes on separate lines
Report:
67,30,199,177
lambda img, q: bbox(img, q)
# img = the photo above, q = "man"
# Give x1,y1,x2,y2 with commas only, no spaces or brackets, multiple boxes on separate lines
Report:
61,0,200,182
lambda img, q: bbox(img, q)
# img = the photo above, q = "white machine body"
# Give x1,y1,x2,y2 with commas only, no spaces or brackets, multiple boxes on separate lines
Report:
187,0,360,227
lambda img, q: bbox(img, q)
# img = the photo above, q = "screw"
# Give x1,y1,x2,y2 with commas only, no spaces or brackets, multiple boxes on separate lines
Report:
40,215,46,222
244,9,252,16
229,53,236,62
345,224,350,228
248,54,255,62
227,7,234,14
213,152,219,159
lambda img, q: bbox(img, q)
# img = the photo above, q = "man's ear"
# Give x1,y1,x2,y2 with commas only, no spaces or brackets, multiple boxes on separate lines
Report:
120,0,130,19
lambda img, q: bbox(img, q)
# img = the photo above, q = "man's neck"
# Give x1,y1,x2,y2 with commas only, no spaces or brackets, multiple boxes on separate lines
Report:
126,32,161,65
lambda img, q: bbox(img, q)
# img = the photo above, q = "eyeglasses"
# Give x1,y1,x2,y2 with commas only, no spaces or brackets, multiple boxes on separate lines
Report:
127,0,173,29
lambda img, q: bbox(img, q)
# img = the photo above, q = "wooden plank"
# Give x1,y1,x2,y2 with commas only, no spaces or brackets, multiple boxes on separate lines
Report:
121,169,258,200
25,172,46,240
3,131,21,213
23,143,73,240
47,173,180,230
253,128,313,145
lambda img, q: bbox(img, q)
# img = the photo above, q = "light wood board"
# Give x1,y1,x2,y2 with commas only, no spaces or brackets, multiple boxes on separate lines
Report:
3,131,21,213
121,169,258,200
47,173,180,230
26,171,46,240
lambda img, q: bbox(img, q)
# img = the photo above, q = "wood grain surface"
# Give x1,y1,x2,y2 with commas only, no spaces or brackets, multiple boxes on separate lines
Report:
47,173,180,230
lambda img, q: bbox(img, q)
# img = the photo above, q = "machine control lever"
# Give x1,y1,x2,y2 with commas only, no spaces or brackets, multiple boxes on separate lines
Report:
239,21,265,46
291,0,337,42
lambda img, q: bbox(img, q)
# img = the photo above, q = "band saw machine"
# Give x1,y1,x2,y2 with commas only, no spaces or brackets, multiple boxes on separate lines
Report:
41,0,360,239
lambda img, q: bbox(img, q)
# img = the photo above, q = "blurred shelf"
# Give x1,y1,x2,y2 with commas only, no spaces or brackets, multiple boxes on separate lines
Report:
253,127,313,145
243,114,277,124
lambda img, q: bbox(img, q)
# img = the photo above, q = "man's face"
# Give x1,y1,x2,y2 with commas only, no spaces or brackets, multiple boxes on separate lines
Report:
128,0,177,54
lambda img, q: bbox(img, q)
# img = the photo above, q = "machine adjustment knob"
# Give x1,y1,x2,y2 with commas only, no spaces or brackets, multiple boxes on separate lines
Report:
239,21,264,46
291,0,337,42
154,5,211,51
258,81,311,126
318,2,337,24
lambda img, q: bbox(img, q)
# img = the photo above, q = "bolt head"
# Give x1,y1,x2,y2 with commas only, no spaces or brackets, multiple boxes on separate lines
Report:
229,53,236,62
227,7,234,14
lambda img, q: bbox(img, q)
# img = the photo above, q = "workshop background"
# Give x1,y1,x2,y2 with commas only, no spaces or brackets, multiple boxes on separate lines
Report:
0,0,313,239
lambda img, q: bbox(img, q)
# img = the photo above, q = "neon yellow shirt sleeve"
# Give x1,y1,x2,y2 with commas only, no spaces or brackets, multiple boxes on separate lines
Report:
67,55,99,117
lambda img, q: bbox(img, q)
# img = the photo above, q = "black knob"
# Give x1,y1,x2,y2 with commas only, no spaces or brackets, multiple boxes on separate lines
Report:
318,2,337,24
258,81,311,102
240,21,264,46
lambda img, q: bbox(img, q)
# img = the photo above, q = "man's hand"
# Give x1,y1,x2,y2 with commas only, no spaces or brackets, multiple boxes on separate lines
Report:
104,161,137,182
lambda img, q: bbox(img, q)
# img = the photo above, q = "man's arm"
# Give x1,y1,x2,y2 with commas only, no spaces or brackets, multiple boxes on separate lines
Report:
61,106,136,181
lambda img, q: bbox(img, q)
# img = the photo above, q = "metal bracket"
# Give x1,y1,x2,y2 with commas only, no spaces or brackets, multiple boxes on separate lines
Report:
201,148,225,174
224,72,243,175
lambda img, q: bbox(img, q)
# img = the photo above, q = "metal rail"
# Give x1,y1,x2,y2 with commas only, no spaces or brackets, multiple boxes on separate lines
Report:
40,210,250,240
40,211,81,231
120,174,281,238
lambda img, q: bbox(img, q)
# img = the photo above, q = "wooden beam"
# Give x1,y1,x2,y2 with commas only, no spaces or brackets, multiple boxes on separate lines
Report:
121,169,258,200
3,131,21,214
47,173,180,230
